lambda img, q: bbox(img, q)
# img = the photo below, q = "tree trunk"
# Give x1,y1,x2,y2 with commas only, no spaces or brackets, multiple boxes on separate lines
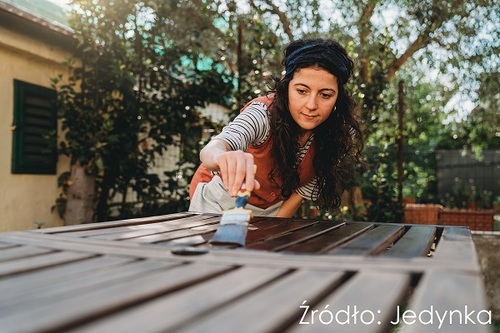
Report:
341,187,367,218
397,80,405,204
64,163,96,225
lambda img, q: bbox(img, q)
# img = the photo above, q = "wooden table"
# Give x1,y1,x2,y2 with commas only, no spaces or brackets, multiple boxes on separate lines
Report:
0,212,492,333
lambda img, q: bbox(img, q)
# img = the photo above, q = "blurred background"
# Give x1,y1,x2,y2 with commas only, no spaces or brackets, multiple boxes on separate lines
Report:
0,0,498,231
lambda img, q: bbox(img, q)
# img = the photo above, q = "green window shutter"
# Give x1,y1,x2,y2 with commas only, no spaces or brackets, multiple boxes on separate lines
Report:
12,80,57,174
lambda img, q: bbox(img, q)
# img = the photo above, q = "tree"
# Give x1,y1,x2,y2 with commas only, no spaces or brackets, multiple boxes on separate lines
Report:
55,0,235,223
244,0,498,221
438,71,500,152
55,0,498,223
244,0,497,112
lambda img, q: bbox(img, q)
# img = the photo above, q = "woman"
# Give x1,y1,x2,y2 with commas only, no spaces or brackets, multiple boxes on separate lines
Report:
189,38,364,218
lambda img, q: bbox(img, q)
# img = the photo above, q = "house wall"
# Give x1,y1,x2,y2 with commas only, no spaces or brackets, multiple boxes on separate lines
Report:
0,24,72,231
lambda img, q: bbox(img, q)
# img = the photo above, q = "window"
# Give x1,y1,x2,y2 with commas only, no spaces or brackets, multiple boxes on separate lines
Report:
12,80,57,174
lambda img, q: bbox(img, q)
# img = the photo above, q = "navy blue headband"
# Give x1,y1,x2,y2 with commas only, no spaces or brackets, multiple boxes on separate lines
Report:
284,43,351,84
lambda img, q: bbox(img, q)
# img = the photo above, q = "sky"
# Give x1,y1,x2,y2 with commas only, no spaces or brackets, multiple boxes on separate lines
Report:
47,0,70,7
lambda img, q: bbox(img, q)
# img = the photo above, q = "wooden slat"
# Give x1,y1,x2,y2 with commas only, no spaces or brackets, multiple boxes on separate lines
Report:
0,232,151,257
287,270,412,333
248,221,344,251
0,242,17,249
174,269,346,333
71,266,289,332
126,224,219,244
433,226,479,267
90,215,220,240
0,259,180,313
0,251,95,278
248,217,300,231
0,256,133,296
328,225,405,256
402,269,490,333
246,220,318,244
383,226,436,258
283,223,374,253
53,215,216,240
0,261,234,333
33,212,199,234
0,245,53,262
154,234,214,247
248,216,280,226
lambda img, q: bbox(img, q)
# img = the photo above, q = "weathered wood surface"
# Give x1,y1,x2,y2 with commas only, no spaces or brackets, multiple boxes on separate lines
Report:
0,213,491,333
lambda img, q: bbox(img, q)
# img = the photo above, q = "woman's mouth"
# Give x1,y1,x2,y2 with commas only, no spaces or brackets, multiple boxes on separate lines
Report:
301,113,317,120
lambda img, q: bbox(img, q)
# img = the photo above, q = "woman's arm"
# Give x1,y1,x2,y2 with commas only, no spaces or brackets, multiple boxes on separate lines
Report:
275,192,304,218
199,139,232,170
199,103,269,197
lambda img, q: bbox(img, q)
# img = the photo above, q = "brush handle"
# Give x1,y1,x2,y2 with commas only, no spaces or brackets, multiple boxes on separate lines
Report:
234,165,256,208
235,190,251,208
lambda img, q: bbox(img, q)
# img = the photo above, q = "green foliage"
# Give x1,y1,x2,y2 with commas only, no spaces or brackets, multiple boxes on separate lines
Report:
438,71,500,153
33,221,46,229
442,180,495,210
56,0,235,221
361,144,404,222
54,0,498,222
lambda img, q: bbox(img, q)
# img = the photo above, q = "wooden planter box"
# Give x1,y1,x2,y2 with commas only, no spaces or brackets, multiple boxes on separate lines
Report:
439,209,495,231
404,204,443,225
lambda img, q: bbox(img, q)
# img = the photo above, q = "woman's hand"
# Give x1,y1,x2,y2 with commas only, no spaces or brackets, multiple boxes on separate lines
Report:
200,139,260,197
215,150,260,196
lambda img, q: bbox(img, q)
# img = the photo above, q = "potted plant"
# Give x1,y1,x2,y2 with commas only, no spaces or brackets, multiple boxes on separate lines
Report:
438,183,495,231
493,195,500,213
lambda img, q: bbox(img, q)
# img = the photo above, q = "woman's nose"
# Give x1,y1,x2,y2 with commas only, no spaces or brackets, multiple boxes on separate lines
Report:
305,95,318,110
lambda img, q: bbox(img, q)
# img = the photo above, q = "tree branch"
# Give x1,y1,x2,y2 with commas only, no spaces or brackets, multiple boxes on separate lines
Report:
249,0,294,41
383,0,458,82
384,33,431,82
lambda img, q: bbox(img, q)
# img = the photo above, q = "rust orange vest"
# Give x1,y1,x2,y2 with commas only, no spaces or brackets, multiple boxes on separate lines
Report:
189,95,316,209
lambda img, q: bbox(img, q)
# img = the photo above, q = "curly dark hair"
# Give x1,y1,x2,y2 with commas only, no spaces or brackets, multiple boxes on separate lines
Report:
268,38,364,210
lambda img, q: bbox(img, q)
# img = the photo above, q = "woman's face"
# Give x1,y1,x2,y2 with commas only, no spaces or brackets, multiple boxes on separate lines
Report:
287,66,338,133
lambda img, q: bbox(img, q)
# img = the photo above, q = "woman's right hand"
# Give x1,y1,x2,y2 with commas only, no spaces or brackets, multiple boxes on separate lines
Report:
200,139,260,197
215,150,260,197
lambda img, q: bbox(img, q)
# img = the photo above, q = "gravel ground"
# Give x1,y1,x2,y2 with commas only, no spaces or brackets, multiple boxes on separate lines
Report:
472,233,500,322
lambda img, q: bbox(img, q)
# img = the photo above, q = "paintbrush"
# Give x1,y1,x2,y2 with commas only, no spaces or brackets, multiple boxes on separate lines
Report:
210,170,255,246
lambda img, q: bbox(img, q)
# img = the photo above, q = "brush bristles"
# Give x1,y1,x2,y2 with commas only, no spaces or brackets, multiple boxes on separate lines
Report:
210,208,253,246
219,208,253,225
210,224,248,246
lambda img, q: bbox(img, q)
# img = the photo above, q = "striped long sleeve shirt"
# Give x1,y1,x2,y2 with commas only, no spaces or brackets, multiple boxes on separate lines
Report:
213,101,317,201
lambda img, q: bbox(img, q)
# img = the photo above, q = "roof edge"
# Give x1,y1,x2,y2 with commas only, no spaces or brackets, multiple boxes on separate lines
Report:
0,1,74,36
0,1,77,50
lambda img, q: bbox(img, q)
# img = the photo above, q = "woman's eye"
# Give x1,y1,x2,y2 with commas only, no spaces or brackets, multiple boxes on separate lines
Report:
297,89,307,94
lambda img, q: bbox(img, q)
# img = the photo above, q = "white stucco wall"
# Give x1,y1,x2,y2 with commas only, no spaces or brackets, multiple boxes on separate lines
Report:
0,24,72,231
